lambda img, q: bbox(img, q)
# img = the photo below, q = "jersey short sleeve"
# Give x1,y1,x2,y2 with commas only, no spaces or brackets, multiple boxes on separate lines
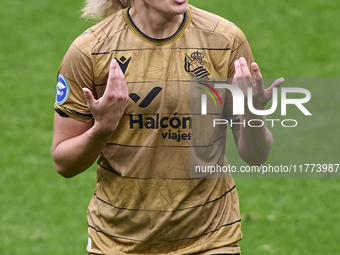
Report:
214,18,254,78
54,38,95,122
215,19,254,129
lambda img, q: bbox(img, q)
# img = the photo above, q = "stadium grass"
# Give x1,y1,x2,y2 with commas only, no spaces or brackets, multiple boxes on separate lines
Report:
0,0,339,254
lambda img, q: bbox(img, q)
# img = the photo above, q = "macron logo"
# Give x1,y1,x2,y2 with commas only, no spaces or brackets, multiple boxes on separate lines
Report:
115,56,131,74
129,87,162,108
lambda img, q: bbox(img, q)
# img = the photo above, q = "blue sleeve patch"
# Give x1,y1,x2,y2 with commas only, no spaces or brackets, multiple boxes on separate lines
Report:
56,74,70,105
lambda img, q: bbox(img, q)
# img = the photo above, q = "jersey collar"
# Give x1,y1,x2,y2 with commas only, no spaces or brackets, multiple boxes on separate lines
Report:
123,6,192,46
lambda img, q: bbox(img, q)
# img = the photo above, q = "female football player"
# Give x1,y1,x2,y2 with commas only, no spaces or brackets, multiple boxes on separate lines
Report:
52,0,283,254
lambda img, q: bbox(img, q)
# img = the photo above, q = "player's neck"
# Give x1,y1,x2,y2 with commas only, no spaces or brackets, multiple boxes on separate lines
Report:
129,5,185,40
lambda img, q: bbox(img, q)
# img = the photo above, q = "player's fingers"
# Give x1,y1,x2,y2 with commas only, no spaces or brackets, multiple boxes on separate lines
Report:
83,87,96,108
233,59,245,88
239,57,251,76
114,59,129,95
106,60,122,94
251,62,264,90
234,59,242,78
239,57,252,87
105,59,129,102
114,59,124,79
106,59,118,92
267,77,285,97
113,59,129,101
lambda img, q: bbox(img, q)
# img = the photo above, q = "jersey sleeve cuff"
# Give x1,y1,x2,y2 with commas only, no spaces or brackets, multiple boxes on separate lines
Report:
54,103,93,122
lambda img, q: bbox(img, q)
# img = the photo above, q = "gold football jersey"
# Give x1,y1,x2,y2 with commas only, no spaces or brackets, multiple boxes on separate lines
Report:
55,5,254,255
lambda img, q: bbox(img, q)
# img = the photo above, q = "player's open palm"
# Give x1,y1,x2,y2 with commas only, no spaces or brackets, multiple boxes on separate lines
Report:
233,57,284,112
83,59,129,134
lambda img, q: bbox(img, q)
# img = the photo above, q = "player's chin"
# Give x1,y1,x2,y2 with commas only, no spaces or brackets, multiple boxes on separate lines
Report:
171,0,188,13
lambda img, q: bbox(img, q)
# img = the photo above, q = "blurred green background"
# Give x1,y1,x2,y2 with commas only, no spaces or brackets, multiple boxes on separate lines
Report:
0,0,339,254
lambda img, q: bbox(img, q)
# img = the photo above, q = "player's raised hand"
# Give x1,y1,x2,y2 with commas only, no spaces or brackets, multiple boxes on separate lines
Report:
233,57,284,112
82,59,129,134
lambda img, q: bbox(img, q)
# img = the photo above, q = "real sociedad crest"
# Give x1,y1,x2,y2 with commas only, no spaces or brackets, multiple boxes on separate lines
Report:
185,51,210,79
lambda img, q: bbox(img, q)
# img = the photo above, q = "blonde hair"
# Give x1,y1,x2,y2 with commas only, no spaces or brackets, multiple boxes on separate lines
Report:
82,0,133,20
